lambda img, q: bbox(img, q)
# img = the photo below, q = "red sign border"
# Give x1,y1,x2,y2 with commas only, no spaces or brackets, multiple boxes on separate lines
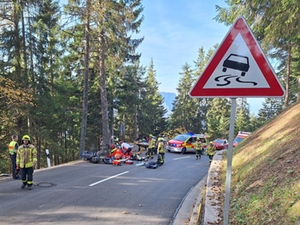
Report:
189,16,285,98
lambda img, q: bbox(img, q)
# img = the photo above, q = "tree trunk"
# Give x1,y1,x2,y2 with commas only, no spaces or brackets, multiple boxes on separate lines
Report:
12,0,22,82
98,30,111,154
20,1,28,81
79,0,90,156
284,43,291,108
134,105,138,139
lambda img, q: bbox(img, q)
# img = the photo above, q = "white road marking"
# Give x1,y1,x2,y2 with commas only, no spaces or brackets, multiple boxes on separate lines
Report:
89,171,129,187
173,156,191,161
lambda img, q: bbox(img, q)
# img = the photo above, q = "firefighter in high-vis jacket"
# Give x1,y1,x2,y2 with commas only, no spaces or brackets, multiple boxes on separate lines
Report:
156,137,165,165
194,137,202,160
8,134,19,179
206,141,216,164
16,135,37,190
147,135,156,159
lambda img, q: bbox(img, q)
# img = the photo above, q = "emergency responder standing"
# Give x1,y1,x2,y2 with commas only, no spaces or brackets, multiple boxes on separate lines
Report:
194,137,202,160
206,141,216,164
8,134,20,179
147,135,156,159
156,137,165,165
16,135,37,190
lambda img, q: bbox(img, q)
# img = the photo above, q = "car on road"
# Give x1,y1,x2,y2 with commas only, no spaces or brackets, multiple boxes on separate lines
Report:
233,131,251,147
166,133,207,154
213,139,229,150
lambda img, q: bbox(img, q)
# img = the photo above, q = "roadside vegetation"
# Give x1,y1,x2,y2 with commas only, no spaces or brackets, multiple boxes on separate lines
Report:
220,102,300,224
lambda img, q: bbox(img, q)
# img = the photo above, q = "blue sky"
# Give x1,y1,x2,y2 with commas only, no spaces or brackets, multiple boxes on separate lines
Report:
136,0,265,114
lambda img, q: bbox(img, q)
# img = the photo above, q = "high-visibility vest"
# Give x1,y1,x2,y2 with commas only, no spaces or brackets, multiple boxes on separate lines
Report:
111,147,117,153
8,141,18,155
157,141,165,153
206,145,216,155
16,144,37,168
149,139,156,148
194,141,202,150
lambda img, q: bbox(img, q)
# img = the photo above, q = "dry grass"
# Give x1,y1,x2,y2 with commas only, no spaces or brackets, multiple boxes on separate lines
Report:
220,102,300,225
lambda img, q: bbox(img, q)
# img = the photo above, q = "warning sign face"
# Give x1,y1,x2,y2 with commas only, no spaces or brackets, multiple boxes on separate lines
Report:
189,16,285,98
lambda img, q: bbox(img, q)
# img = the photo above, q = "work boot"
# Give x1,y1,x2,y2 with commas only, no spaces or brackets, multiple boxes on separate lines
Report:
196,155,198,160
21,183,27,189
27,185,32,190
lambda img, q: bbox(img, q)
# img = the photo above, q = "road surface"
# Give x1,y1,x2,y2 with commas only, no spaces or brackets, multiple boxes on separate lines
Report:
0,152,209,225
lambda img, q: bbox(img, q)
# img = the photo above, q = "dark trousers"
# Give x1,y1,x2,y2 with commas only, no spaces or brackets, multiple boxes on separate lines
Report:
20,167,34,186
157,153,165,165
124,147,132,155
147,147,155,157
208,154,214,163
10,154,17,179
196,150,202,158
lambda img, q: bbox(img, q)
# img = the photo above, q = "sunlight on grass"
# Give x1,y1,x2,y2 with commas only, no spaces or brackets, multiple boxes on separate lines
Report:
222,103,300,225
287,180,300,222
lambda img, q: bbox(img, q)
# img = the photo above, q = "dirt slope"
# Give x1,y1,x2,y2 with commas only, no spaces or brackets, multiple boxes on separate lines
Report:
222,102,300,224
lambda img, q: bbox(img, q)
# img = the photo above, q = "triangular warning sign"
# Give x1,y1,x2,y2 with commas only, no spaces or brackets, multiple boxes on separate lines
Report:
189,16,285,98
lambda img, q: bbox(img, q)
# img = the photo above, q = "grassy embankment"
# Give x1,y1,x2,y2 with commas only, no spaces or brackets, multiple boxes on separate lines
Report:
221,102,300,224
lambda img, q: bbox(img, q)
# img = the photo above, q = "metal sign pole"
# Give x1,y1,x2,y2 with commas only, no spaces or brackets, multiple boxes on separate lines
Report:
224,98,237,225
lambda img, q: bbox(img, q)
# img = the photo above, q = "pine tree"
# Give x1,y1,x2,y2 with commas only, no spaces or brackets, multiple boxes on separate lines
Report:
142,60,168,136
256,98,283,127
170,63,197,132
192,46,218,133
92,0,144,152
235,98,250,134
206,98,230,141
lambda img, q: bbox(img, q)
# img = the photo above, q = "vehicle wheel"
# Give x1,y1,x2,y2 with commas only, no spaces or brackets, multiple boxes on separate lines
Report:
181,148,186,154
222,68,227,72
168,149,170,152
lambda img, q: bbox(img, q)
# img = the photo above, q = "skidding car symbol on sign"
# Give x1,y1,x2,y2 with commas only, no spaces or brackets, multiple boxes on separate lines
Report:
222,54,249,76
189,16,285,98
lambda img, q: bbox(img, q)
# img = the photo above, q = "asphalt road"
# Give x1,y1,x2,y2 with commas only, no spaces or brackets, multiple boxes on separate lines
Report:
0,152,209,225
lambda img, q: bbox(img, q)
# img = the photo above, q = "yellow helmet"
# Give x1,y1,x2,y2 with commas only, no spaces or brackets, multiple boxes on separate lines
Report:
22,135,30,141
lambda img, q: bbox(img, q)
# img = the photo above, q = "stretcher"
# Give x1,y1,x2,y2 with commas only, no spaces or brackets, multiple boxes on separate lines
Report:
136,142,149,154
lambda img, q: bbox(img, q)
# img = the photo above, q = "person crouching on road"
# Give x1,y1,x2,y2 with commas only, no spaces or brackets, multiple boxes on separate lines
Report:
206,141,216,164
16,135,37,190
120,141,132,156
194,138,202,160
156,138,165,165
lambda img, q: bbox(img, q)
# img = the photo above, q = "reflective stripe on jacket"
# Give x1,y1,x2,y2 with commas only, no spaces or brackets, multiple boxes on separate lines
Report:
16,144,37,168
157,142,165,153
8,141,18,155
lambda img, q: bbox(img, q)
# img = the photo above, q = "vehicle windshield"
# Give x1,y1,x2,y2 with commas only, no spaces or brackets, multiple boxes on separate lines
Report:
173,135,190,142
234,136,245,143
214,139,225,143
